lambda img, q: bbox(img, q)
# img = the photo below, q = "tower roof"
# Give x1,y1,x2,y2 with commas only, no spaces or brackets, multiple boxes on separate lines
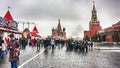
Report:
32,26,39,33
4,10,13,21
58,19,61,27
57,19,62,31
93,1,96,12
91,1,99,23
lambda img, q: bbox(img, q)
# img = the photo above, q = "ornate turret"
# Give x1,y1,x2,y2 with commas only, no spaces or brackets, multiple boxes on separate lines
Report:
52,27,54,31
63,27,65,32
57,19,61,31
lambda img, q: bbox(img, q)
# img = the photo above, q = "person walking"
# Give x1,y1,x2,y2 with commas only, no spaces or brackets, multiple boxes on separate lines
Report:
50,38,55,50
91,42,93,50
36,38,41,51
21,37,26,48
84,40,88,52
8,33,21,68
81,41,84,52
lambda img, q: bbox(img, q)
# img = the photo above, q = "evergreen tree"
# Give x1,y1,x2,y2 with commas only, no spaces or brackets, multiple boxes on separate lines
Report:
91,34,102,42
84,36,90,41
113,31,119,42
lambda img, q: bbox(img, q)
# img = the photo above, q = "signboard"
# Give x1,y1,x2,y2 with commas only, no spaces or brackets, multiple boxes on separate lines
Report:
3,20,12,28
10,21,18,30
0,16,18,30
0,17,5,27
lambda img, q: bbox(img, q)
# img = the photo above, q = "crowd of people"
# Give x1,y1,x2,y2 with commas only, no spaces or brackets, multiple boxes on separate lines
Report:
0,33,93,68
66,39,93,52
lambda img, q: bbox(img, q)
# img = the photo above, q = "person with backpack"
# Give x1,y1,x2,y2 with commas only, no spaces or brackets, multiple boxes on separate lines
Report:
36,38,41,51
8,33,21,68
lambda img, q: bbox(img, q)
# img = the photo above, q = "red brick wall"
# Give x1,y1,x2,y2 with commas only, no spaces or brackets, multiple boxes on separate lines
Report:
90,23,101,37
84,31,91,38
105,35,113,42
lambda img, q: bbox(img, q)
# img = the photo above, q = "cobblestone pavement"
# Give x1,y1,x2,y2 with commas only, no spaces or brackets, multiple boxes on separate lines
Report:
21,46,120,68
0,46,120,68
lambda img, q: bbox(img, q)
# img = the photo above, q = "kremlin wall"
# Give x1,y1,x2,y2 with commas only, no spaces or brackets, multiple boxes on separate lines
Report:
84,1,120,42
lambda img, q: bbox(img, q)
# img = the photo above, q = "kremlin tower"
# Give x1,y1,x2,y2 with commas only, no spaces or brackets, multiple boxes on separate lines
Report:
84,1,101,39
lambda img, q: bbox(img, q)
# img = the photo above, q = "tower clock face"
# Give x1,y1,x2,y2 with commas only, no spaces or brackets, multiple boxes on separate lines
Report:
92,15,96,21
94,16,96,20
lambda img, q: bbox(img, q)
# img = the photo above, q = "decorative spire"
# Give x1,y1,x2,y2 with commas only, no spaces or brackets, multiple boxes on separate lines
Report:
52,27,54,31
91,1,98,23
93,1,96,11
58,19,61,30
8,6,10,10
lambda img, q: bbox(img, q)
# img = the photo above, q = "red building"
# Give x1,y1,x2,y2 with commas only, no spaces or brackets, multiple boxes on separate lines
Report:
99,21,120,42
84,1,101,39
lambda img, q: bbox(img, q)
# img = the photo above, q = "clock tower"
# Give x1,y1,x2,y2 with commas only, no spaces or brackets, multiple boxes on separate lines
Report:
84,1,101,39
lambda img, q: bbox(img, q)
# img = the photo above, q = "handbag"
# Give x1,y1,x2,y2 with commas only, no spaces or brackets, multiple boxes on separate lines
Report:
13,48,19,57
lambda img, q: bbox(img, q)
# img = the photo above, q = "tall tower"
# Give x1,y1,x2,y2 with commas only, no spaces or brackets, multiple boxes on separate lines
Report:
89,1,101,37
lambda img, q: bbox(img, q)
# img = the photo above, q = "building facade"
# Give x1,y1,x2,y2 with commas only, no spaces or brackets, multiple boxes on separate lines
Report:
84,1,101,39
51,19,66,39
99,21,120,42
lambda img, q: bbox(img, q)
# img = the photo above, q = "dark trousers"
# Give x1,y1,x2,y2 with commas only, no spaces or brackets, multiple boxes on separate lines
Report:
82,47,84,52
1,51,5,58
79,46,81,51
51,45,54,50
0,49,1,57
37,45,40,50
11,61,18,68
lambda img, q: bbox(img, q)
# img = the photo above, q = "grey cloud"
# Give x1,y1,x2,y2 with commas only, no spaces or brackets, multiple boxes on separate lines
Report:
97,0,120,18
14,0,89,21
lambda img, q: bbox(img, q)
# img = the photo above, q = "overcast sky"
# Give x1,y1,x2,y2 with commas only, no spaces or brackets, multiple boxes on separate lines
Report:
0,0,120,38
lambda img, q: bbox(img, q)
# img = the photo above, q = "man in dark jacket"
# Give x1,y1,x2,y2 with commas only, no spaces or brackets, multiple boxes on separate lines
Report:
8,33,21,68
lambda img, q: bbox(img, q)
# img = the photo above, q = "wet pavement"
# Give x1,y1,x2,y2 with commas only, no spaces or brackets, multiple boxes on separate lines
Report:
0,45,120,68
0,46,41,68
